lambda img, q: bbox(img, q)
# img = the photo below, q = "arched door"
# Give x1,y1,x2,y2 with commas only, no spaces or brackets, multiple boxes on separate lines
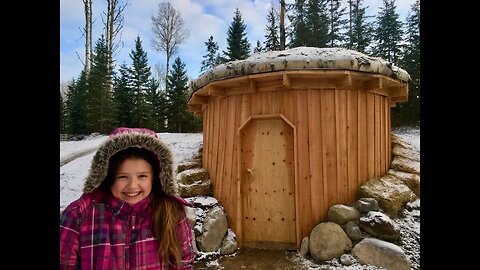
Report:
240,116,296,249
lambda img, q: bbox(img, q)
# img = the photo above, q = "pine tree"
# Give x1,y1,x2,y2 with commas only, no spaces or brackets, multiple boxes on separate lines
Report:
60,90,65,133
166,57,189,132
86,35,115,134
288,0,309,47
264,6,280,51
326,0,348,47
200,36,221,72
65,71,89,135
128,36,154,128
223,8,251,61
372,0,404,64
254,40,263,53
144,77,167,132
345,0,374,53
305,0,329,47
393,0,420,126
112,62,135,128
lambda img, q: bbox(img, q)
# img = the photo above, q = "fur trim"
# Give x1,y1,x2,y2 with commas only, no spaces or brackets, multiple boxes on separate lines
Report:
83,131,178,197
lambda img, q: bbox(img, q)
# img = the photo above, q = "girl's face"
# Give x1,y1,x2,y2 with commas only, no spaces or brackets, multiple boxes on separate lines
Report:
111,157,153,205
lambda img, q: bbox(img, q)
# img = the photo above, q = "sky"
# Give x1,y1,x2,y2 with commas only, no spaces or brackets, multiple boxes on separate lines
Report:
60,0,417,85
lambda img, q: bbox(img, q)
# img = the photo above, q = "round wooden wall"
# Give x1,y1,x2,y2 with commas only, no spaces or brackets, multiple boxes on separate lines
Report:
188,70,408,249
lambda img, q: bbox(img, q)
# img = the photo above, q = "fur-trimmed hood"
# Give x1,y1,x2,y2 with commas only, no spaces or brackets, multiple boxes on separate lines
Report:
83,127,178,197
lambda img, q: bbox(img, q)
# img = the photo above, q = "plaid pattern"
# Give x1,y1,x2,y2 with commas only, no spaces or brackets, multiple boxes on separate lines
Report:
60,191,194,270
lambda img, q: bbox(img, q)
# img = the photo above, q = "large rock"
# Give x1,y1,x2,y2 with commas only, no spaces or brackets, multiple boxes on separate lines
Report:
388,169,420,196
358,174,415,217
309,222,352,262
179,179,212,197
391,156,420,175
196,206,228,252
176,168,209,185
391,134,419,162
177,161,201,173
352,238,410,270
327,204,360,225
358,211,400,242
220,229,238,255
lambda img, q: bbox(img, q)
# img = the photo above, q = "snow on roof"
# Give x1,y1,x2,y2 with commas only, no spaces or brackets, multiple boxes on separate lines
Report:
188,47,410,97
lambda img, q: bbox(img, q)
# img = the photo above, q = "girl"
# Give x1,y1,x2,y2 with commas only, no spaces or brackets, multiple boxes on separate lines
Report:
60,127,194,269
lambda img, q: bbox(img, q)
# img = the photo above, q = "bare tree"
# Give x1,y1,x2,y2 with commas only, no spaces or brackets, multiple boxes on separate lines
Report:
103,0,127,90
79,0,92,76
279,0,286,50
151,1,189,90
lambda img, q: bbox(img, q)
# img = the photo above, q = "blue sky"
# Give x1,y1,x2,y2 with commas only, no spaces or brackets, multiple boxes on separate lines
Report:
60,0,416,84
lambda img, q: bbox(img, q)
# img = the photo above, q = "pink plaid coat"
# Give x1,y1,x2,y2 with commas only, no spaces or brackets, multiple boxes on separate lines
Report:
60,190,194,270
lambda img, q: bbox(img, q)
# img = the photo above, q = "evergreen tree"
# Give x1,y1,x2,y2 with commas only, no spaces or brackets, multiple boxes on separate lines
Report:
86,35,115,134
345,0,374,53
326,0,348,47
65,71,89,135
166,57,201,132
254,40,263,53
127,36,154,128
372,0,404,64
144,77,167,132
305,0,329,47
200,36,221,72
223,8,251,61
264,6,280,51
393,0,420,126
166,57,188,132
288,0,309,47
112,62,135,128
60,90,65,133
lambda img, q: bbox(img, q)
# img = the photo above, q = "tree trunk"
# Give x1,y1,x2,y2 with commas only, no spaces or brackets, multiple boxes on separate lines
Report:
83,0,92,76
106,0,115,91
279,0,286,50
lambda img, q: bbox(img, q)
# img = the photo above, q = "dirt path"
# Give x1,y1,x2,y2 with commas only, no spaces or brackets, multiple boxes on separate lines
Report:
194,248,313,270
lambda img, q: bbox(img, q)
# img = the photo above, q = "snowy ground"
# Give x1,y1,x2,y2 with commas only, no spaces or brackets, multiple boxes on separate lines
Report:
60,127,419,269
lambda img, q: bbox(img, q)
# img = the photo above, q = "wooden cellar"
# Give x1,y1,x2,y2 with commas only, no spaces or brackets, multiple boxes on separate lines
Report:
187,47,410,250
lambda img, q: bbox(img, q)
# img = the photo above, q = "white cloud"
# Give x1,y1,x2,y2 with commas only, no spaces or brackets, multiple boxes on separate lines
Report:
60,0,84,24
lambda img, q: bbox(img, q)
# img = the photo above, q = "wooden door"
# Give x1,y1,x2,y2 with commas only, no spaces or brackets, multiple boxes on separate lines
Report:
240,117,296,249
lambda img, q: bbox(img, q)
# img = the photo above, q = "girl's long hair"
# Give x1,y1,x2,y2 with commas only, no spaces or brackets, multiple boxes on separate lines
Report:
102,147,184,267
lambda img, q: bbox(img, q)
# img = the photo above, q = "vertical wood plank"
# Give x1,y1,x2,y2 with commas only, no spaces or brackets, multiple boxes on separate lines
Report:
347,90,358,202
211,99,221,192
251,93,260,115
357,91,368,186
380,96,386,175
294,90,312,240
207,102,214,174
203,105,210,172
366,93,375,180
335,90,348,205
375,95,381,177
233,95,243,239
321,90,337,215
273,91,283,114
222,97,236,208
307,90,324,223
283,90,295,124
386,98,391,167
216,98,228,200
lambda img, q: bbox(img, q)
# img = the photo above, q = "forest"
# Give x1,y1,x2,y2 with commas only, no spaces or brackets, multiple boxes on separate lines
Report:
60,0,420,136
